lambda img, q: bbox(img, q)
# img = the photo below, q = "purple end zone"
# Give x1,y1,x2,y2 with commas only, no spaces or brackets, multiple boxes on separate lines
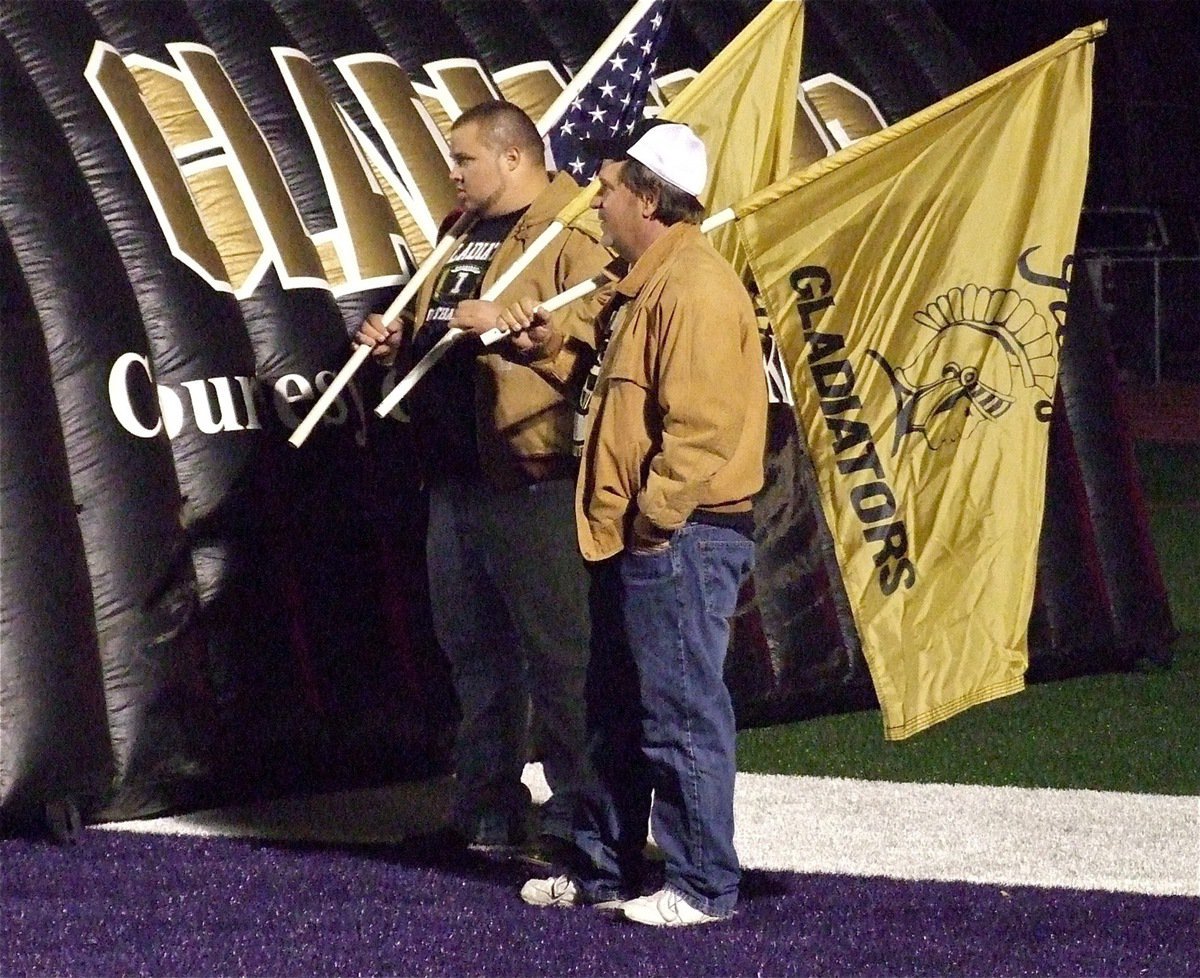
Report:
2,831,1195,977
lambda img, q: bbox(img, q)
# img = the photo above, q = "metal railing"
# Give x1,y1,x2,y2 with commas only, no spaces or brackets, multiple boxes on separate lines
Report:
1077,206,1200,384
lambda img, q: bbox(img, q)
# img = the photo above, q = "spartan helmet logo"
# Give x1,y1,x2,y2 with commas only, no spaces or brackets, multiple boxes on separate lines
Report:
868,285,1057,454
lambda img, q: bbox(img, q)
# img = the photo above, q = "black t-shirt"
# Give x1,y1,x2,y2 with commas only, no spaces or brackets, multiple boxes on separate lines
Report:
409,208,527,485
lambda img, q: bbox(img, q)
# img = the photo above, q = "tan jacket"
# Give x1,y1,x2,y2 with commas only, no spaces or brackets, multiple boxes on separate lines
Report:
572,222,767,562
410,172,613,488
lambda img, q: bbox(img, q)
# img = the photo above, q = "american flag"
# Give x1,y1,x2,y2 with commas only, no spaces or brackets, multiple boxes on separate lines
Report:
544,0,673,184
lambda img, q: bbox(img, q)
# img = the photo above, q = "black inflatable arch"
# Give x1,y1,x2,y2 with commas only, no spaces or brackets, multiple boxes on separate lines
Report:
0,0,1173,832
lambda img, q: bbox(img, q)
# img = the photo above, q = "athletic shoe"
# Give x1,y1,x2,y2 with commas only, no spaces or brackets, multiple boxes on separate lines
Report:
621,888,722,927
519,875,623,911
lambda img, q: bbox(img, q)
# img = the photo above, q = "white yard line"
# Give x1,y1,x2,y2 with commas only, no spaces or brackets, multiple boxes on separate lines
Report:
98,778,457,847
99,766,1200,898
732,773,1199,897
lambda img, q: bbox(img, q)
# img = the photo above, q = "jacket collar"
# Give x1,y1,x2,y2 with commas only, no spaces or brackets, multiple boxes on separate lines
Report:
510,172,588,244
615,221,703,298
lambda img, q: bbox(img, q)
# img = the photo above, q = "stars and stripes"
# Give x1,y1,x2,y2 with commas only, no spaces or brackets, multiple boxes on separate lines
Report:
546,0,673,184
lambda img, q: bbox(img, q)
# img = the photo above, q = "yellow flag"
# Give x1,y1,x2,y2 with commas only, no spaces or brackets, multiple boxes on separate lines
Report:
733,24,1104,739
660,0,802,207
661,0,803,272
565,0,804,251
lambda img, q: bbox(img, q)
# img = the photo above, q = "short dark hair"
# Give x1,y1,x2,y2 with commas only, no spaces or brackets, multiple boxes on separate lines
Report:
618,159,705,226
452,100,543,158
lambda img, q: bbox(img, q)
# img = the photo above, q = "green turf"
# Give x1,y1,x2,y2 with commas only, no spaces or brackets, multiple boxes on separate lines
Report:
737,439,1200,796
1142,442,1200,632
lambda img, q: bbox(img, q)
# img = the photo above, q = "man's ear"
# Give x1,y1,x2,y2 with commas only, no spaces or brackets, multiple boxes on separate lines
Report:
638,189,660,220
503,145,522,171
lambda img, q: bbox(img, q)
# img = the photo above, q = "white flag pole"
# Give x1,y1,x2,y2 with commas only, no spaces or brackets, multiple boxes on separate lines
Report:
287,342,376,448
288,213,473,448
373,219,568,418
372,170,600,416
372,0,663,418
476,272,613,346
474,209,733,349
374,2,667,417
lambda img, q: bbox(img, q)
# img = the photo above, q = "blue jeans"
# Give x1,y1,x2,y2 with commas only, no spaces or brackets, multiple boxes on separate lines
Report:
573,522,754,917
426,476,589,843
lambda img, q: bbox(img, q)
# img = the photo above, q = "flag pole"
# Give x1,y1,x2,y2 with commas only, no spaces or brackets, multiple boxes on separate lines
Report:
372,0,670,417
473,207,732,348
373,185,598,418
288,212,474,448
534,0,664,137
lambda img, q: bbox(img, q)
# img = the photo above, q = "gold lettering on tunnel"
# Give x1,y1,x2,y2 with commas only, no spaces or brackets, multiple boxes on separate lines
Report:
85,42,231,291
275,49,409,293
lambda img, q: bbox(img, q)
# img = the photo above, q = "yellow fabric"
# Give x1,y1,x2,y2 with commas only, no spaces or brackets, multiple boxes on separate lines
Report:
657,0,804,275
660,0,803,212
562,0,805,263
734,24,1103,739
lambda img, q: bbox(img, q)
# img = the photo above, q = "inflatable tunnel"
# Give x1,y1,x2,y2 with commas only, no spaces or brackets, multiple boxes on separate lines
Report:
0,0,1173,831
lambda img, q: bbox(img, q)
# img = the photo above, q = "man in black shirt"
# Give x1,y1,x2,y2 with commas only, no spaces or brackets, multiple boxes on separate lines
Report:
356,102,611,856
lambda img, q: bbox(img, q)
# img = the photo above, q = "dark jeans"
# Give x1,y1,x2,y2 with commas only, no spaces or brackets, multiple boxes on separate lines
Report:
573,522,754,917
426,476,590,843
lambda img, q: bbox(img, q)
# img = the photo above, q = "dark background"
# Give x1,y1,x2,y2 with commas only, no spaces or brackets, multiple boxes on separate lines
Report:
660,0,1197,382
927,0,1199,382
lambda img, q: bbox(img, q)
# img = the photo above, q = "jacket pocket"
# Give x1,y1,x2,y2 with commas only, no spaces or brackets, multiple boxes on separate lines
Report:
594,377,653,505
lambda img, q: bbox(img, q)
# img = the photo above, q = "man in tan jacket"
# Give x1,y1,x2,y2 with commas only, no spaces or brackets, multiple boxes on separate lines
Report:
502,122,768,926
356,101,611,857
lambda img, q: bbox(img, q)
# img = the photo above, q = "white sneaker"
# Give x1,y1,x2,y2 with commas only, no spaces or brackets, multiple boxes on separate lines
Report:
520,875,623,911
621,888,722,927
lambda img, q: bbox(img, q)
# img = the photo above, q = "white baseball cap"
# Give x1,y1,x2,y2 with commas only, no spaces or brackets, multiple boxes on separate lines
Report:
626,122,708,199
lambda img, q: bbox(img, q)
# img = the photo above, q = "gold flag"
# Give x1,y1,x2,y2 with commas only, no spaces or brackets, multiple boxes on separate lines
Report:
565,0,804,247
661,0,803,273
733,24,1104,739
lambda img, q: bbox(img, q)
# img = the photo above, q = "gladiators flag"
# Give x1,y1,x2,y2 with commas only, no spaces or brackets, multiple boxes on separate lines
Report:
734,24,1103,739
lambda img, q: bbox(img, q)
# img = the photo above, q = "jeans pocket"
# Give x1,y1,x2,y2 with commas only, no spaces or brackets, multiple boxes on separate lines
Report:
620,546,675,584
